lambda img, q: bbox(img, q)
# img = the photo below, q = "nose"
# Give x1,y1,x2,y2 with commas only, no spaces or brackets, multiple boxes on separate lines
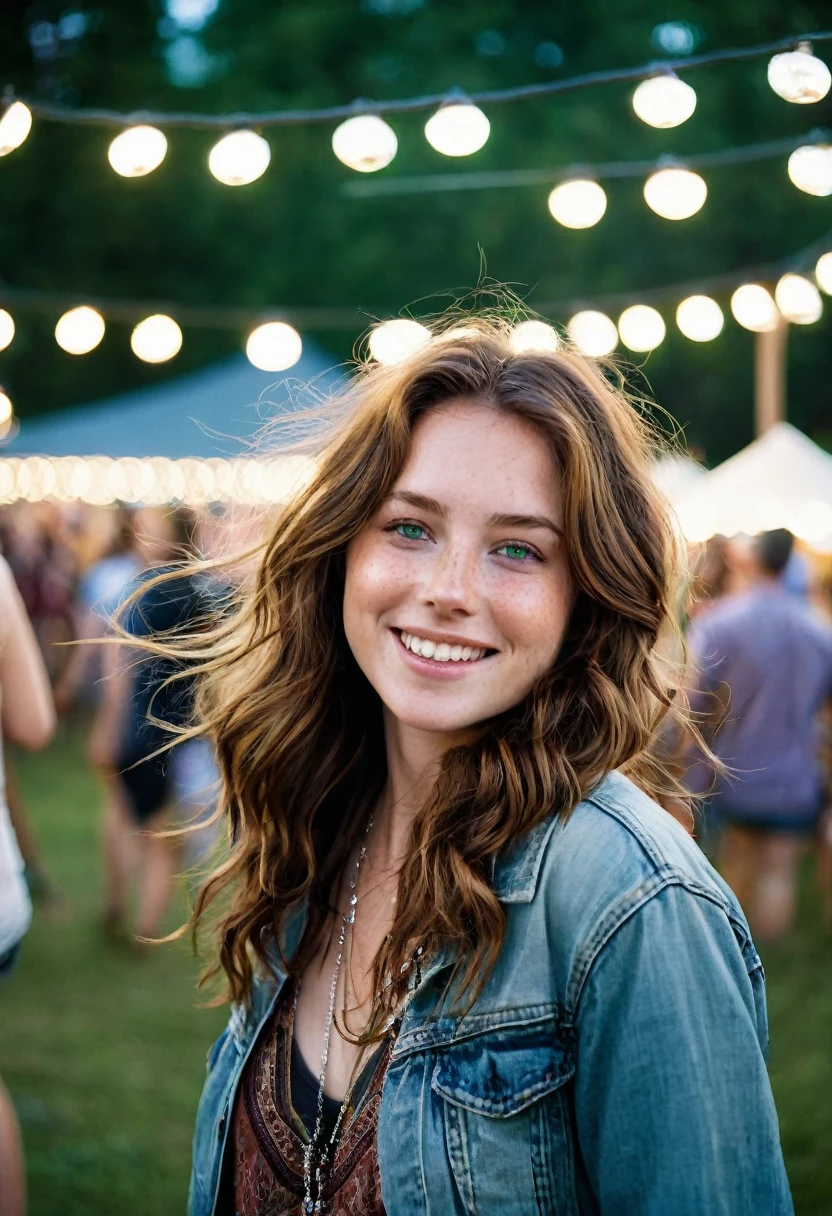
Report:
421,541,480,617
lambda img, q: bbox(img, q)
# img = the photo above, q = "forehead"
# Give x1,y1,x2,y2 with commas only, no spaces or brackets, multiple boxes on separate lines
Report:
394,399,561,513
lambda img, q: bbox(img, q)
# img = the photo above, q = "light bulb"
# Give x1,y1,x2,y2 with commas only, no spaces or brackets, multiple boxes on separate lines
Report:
787,143,832,196
368,319,431,364
632,74,697,128
0,101,32,157
617,305,666,352
208,130,270,186
0,391,12,425
567,310,618,357
816,252,832,294
424,102,490,157
107,125,168,177
131,314,182,363
767,47,831,104
774,273,823,324
643,167,707,220
55,306,105,355
730,284,779,332
547,179,607,229
246,321,303,371
675,295,724,342
0,310,14,352
332,114,397,172
510,320,560,353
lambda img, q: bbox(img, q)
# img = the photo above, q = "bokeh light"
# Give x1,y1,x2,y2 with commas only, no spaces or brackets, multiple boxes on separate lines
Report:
208,130,271,185
643,167,707,220
245,321,303,371
130,314,183,362
0,101,32,157
54,306,106,355
509,320,560,353
107,125,168,177
617,305,666,351
332,114,397,172
675,295,724,342
567,310,618,356
767,47,831,103
632,74,697,128
774,273,823,324
730,284,779,332
547,179,607,228
368,319,431,364
0,310,14,352
424,103,490,157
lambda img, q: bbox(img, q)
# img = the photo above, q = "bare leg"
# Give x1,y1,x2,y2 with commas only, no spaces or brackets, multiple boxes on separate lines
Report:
101,778,137,927
718,824,760,917
135,811,176,942
753,833,807,943
0,1073,26,1216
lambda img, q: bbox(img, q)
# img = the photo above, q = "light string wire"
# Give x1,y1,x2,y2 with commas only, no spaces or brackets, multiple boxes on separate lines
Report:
343,130,831,198
5,31,832,130
1,228,830,332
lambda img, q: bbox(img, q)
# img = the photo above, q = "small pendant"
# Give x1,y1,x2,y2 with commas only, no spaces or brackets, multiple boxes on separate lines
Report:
303,1200,325,1214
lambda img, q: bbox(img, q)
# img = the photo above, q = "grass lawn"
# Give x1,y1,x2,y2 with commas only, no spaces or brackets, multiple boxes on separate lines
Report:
1,728,831,1214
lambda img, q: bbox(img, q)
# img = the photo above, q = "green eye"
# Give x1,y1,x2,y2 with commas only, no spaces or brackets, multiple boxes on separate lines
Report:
397,523,425,540
500,544,529,559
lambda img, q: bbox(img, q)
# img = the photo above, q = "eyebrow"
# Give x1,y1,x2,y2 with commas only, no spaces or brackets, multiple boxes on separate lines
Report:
385,491,562,536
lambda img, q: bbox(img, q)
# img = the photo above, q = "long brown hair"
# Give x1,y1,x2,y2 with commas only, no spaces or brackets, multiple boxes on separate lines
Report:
149,316,690,1030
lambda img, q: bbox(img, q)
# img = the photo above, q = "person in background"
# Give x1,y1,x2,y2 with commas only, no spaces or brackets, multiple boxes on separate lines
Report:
88,507,219,946
688,528,832,941
0,554,56,1216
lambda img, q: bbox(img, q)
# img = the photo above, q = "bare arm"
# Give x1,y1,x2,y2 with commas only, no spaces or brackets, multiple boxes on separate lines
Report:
0,556,56,750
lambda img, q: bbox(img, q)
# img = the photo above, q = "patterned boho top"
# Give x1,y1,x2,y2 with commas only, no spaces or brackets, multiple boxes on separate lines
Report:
227,979,392,1215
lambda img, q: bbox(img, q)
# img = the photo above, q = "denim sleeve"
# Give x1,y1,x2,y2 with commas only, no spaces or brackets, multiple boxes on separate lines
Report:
573,882,793,1215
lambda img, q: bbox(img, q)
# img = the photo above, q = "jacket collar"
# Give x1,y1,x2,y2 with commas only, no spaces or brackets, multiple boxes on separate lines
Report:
490,812,562,904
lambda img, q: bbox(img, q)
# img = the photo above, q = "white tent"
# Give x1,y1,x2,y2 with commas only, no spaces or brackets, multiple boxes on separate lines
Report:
674,422,832,551
651,453,705,503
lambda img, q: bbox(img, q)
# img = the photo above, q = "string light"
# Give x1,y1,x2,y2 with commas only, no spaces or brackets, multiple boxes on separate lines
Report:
547,179,607,229
787,143,832,196
368,319,431,363
675,295,724,341
774,273,823,323
643,166,707,220
816,252,832,294
0,392,12,424
54,306,105,355
208,130,270,185
567,310,618,357
632,73,697,128
245,321,303,371
0,101,32,156
0,310,14,352
332,114,397,172
509,320,560,353
107,125,168,177
424,102,490,157
730,284,779,332
767,44,831,103
617,304,666,351
130,314,182,362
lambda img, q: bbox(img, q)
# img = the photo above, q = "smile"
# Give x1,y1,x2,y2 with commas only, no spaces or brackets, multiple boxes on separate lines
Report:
395,630,496,664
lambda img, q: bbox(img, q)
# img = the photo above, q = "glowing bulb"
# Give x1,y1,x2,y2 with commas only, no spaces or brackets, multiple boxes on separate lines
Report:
0,310,14,352
246,321,303,371
0,101,32,157
107,125,168,177
730,284,779,332
816,252,832,294
787,143,832,196
131,314,182,363
675,295,724,342
567,310,618,357
510,320,560,353
368,319,431,364
774,273,823,324
617,305,666,352
767,46,831,104
643,167,707,220
0,391,12,424
208,130,270,186
54,306,105,355
632,74,697,128
332,114,397,172
547,179,607,229
424,103,490,157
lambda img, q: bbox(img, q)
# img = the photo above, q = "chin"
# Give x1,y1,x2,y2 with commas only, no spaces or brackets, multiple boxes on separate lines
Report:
384,695,486,738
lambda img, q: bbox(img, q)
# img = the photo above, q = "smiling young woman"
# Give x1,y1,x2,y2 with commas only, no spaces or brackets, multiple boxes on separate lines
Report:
167,318,792,1215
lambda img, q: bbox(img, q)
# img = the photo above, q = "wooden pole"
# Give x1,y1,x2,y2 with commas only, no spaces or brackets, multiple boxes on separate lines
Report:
754,315,788,436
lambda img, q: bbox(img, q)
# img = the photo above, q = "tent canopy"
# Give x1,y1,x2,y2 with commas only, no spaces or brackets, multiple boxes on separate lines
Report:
674,422,832,551
6,341,342,459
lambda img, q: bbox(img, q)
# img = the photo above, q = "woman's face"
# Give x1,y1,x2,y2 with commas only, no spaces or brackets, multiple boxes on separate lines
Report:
343,399,572,741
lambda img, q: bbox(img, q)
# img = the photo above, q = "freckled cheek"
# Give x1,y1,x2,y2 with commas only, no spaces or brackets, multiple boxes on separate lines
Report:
345,543,417,618
490,575,571,662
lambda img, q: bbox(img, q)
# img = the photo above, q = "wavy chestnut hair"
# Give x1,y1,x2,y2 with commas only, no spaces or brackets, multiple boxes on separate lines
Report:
150,316,690,1031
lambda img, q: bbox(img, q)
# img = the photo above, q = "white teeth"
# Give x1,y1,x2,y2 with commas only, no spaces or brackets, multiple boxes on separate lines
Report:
401,633,488,663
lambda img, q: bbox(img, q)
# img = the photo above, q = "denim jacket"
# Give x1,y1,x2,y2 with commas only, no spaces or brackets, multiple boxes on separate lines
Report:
188,771,793,1215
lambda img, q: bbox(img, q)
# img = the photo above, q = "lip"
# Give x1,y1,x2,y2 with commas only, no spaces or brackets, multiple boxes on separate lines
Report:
391,628,496,678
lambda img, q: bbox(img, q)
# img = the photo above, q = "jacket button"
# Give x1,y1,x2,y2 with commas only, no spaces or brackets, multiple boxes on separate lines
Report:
218,1114,227,1138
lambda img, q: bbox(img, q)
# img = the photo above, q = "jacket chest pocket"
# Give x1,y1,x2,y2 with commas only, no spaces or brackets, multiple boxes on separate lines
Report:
431,1019,578,1216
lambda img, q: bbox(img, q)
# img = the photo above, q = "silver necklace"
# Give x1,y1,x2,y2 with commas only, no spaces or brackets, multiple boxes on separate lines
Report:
301,811,375,1216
